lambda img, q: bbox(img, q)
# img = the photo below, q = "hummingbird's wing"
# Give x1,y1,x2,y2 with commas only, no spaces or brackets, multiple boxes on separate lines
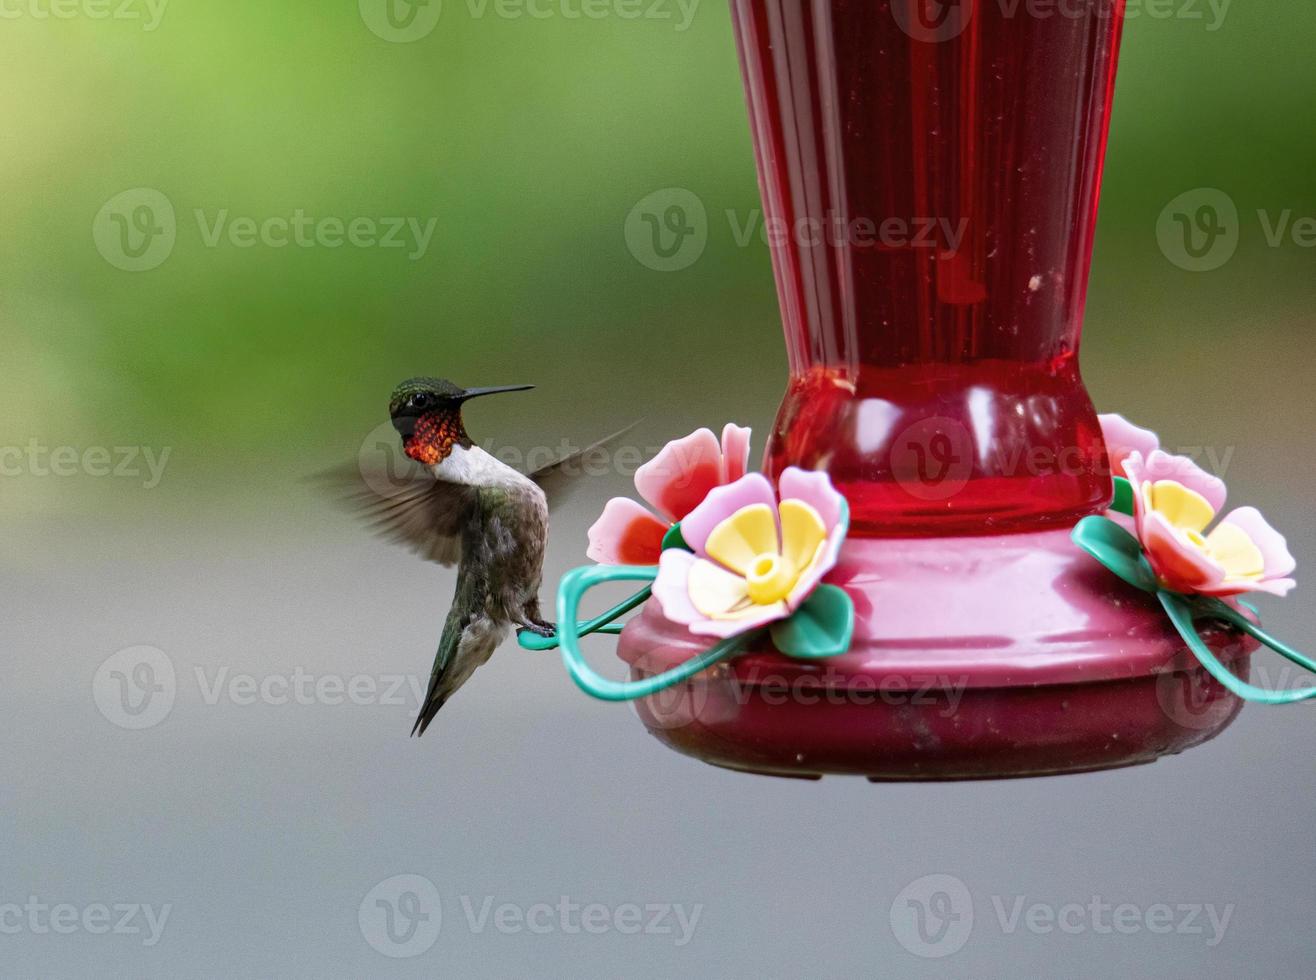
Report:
527,421,641,512
316,460,476,567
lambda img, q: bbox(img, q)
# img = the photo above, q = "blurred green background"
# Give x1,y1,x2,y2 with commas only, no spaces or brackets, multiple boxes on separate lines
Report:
2,0,1314,519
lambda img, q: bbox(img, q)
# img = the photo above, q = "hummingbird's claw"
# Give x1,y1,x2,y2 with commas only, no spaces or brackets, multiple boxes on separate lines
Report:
520,620,556,639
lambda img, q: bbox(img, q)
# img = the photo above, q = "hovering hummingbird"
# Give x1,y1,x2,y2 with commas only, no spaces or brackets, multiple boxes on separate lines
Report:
332,377,629,737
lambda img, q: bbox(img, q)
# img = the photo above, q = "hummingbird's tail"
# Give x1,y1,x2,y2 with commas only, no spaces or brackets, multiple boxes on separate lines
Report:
410,613,503,737
411,691,449,737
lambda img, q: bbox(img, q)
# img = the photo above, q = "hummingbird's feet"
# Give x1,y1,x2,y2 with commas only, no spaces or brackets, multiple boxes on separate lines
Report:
519,619,556,639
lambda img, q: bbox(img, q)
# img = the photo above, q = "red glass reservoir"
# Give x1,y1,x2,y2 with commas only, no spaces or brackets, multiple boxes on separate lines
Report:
735,0,1123,536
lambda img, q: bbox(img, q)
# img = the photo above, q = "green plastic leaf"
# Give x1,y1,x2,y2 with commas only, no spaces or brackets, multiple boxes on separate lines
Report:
1111,477,1135,516
1160,590,1316,704
662,522,690,553
771,584,854,659
1072,515,1159,594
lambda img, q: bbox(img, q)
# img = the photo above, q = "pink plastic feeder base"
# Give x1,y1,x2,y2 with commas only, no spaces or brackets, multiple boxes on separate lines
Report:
617,528,1254,781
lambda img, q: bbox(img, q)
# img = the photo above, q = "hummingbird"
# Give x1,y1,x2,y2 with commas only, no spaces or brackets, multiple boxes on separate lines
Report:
331,377,629,737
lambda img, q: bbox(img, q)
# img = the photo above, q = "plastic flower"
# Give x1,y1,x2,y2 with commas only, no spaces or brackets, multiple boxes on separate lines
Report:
587,423,751,565
1125,449,1296,597
652,469,847,638
1099,413,1159,479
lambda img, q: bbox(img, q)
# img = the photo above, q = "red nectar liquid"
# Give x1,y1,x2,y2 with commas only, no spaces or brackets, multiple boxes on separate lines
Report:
731,0,1127,536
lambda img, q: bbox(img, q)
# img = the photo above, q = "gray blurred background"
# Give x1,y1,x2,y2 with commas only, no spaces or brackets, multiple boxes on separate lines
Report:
3,0,1315,976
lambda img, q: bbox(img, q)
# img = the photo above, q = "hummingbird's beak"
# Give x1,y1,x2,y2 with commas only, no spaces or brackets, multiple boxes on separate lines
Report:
460,384,535,401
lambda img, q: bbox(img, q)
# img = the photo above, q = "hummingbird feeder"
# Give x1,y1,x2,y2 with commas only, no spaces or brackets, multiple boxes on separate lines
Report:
522,0,1313,780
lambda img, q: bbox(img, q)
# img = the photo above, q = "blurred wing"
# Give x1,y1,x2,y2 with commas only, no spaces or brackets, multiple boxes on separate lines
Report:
529,421,641,513
316,460,475,567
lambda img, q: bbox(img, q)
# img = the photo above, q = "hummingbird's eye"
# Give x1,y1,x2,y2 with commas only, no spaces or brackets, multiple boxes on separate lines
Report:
407,393,431,410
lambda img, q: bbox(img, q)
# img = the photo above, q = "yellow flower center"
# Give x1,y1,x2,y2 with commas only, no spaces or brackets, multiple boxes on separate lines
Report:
745,552,799,604
1144,479,1265,582
686,498,831,620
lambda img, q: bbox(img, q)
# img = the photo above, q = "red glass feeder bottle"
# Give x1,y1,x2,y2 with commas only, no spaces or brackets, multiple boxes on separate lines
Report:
617,0,1253,779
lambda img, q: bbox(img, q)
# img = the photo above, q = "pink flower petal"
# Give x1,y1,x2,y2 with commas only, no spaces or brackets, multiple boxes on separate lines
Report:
1099,414,1159,478
1198,577,1296,598
778,466,845,530
585,497,668,565
634,428,724,523
651,549,703,625
786,528,846,609
1141,509,1227,594
679,473,778,560
720,423,751,483
1126,450,1227,516
686,601,787,639
1244,577,1298,598
1218,506,1297,580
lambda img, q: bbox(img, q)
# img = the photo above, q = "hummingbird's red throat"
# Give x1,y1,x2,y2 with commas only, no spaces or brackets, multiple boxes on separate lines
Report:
404,411,470,466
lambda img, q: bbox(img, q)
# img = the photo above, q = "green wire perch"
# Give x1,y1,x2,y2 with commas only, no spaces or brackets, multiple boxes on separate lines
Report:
515,564,751,702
